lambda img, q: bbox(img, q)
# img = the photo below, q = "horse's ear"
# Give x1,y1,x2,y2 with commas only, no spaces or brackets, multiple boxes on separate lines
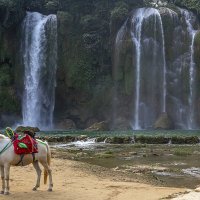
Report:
5,127,14,138
0,134,7,139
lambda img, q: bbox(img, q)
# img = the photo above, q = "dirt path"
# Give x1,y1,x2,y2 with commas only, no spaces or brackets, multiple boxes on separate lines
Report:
0,158,186,200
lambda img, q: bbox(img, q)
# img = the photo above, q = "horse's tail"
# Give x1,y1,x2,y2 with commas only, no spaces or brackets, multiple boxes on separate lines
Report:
44,142,51,185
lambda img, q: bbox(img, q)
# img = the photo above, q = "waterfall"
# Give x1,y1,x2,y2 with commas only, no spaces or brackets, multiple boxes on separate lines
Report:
21,12,57,129
181,9,198,129
130,8,167,129
131,9,142,130
159,13,167,113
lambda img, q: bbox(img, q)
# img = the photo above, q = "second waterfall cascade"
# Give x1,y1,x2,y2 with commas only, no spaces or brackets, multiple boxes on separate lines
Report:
113,7,199,130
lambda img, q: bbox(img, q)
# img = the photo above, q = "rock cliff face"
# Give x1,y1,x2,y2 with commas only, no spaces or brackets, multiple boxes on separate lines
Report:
0,0,26,126
0,0,200,130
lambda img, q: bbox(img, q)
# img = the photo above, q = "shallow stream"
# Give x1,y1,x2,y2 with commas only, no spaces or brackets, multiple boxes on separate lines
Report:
49,132,200,189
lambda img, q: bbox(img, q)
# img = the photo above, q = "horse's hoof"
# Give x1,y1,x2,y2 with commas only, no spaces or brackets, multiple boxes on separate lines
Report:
48,188,53,192
32,187,37,191
4,192,9,195
0,191,4,194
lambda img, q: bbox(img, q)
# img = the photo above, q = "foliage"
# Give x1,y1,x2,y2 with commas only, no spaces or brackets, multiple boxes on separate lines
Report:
0,88,20,113
0,62,19,113
80,15,100,32
24,0,44,11
68,54,96,90
0,0,25,28
175,0,200,14
0,64,11,86
0,0,18,8
44,0,60,12
111,2,129,22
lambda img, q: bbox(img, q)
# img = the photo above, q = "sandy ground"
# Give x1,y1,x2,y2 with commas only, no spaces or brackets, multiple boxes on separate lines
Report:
171,191,200,200
0,158,189,200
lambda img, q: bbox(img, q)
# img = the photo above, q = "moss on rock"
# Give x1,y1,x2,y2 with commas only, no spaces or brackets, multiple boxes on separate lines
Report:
135,136,169,144
171,136,199,144
15,126,40,133
85,121,109,131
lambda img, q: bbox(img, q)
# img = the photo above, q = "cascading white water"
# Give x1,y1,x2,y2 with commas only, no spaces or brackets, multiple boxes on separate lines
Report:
181,9,197,129
22,12,57,129
159,13,167,113
131,8,167,129
131,9,143,130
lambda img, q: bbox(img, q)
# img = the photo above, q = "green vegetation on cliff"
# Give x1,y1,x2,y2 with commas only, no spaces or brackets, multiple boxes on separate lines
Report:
175,0,200,14
0,62,20,113
0,0,24,123
0,0,200,128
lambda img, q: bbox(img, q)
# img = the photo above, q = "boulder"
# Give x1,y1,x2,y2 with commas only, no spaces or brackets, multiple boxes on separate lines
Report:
86,118,99,128
15,126,40,133
154,112,173,130
56,119,76,130
111,117,132,130
105,136,132,144
85,121,109,131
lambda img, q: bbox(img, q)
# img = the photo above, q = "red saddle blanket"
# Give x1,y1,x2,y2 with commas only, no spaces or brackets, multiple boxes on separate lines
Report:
13,134,38,155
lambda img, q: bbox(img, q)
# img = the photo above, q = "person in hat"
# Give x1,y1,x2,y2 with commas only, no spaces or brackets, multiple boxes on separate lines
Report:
24,130,36,139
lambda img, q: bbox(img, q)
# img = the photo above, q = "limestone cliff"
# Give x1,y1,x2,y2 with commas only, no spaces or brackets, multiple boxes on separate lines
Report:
0,0,200,129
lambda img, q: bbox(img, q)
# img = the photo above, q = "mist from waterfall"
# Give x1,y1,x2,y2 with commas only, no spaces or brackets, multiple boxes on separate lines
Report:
112,21,128,129
21,12,57,129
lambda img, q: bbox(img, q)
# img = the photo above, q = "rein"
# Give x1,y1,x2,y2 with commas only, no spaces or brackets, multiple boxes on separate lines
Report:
0,140,12,155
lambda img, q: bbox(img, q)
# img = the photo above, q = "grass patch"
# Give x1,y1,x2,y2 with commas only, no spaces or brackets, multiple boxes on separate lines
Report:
173,147,193,156
133,144,147,148
104,150,113,154
95,152,115,158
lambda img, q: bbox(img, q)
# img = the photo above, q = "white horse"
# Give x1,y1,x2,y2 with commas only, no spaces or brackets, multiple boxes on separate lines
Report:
0,134,53,195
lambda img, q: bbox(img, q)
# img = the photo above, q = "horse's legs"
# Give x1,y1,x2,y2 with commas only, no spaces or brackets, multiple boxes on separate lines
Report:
4,164,10,195
32,161,42,191
40,161,53,191
0,166,5,194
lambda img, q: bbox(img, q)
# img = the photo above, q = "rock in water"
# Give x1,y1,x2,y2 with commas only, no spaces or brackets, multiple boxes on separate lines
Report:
154,113,173,129
85,121,109,131
15,126,40,133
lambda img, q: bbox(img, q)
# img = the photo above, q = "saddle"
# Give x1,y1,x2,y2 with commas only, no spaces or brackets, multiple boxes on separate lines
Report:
13,134,38,155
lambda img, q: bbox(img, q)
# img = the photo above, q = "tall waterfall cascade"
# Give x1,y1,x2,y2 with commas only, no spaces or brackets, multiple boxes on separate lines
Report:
21,12,57,129
130,8,167,129
113,7,199,130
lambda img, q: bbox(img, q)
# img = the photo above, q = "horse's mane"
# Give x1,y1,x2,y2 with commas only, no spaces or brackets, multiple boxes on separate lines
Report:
0,134,8,139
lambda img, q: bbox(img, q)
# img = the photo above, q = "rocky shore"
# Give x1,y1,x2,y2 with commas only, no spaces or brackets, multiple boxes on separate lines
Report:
37,134,200,145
